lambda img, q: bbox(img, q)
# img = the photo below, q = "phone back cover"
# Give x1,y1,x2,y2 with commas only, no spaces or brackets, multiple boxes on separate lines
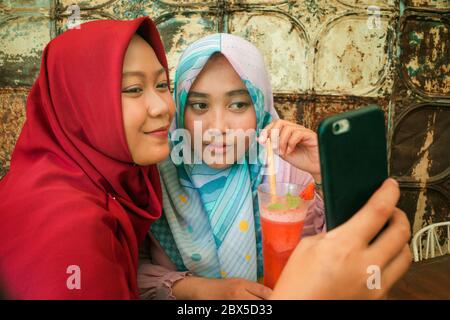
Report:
318,106,388,230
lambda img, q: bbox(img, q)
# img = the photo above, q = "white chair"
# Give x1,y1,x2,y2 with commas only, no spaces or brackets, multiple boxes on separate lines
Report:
412,221,450,262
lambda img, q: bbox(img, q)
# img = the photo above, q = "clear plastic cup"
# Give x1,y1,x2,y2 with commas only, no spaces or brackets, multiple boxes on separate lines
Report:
257,182,313,289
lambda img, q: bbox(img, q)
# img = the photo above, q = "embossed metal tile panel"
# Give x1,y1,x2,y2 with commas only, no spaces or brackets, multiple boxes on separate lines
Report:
53,1,221,82
0,1,53,86
398,187,449,237
391,104,449,180
227,1,397,96
400,13,450,98
229,11,309,93
0,88,28,178
404,0,450,9
391,5,450,237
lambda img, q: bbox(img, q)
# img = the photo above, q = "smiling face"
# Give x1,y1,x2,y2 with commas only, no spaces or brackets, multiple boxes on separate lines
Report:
184,53,257,169
121,35,175,165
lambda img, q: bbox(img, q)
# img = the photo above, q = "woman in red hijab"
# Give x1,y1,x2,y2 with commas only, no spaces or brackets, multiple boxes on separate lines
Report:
0,17,174,299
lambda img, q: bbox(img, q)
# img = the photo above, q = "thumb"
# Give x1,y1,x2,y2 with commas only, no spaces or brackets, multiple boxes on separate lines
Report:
245,282,273,300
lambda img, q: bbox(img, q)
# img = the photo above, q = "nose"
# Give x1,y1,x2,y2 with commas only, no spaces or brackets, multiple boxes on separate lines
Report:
146,91,170,119
208,106,228,134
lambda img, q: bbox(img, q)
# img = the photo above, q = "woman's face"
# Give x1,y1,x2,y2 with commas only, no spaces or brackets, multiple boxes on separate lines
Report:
121,35,175,165
184,54,257,169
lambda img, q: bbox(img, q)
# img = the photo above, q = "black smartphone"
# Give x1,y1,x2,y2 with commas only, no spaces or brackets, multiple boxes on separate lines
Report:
317,105,388,230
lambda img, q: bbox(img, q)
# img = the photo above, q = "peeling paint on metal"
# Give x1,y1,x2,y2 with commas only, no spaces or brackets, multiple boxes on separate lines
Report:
390,105,449,179
230,12,309,92
293,94,389,130
314,15,393,96
401,16,450,96
157,14,216,86
0,16,50,86
411,113,435,234
0,87,28,178
406,0,450,9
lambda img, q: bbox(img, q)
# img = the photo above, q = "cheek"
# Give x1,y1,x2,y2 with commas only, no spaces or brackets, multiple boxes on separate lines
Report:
123,98,146,128
184,108,195,131
228,108,257,131
122,97,172,166
184,109,205,139
122,98,147,149
165,93,176,123
229,109,257,156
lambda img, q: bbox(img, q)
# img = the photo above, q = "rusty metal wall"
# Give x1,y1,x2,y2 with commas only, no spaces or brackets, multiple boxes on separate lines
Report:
1,0,449,239
389,2,449,239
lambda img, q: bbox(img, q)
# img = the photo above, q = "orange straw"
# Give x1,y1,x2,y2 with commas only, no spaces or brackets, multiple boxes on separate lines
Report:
266,138,277,197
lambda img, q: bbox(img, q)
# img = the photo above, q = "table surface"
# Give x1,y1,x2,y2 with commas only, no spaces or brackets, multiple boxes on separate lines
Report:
389,254,450,299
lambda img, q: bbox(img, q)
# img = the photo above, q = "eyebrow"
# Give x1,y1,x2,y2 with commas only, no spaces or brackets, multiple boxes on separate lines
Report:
226,89,249,97
188,91,209,98
188,89,250,99
122,68,166,78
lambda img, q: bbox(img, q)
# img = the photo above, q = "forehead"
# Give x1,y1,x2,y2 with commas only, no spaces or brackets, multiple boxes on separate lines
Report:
123,35,162,70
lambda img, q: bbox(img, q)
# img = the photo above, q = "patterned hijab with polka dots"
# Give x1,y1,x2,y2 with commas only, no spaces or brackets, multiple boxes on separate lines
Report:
151,34,278,280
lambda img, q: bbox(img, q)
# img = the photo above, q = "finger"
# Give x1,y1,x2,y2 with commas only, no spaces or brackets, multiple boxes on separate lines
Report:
332,178,400,245
241,292,263,300
286,131,302,155
380,244,412,294
366,208,411,267
261,120,291,143
245,283,273,300
259,122,275,143
278,126,294,155
268,125,283,153
286,130,310,154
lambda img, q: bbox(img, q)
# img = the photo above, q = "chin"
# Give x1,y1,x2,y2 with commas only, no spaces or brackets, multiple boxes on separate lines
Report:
207,162,232,169
203,154,235,169
134,145,170,166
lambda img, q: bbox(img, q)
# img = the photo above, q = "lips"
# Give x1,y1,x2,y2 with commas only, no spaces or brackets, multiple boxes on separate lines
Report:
205,142,232,154
144,125,169,137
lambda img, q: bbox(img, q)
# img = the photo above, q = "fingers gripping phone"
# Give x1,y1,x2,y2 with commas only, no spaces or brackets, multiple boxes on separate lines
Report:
317,105,388,230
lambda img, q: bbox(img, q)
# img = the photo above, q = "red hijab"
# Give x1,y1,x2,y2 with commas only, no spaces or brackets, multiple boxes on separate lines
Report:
0,17,167,299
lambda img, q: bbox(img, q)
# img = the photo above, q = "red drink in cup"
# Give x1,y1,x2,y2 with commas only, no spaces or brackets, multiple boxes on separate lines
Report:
257,183,313,289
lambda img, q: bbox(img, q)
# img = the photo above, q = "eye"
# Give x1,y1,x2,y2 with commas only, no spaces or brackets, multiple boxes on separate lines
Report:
122,86,143,94
229,102,250,111
188,102,209,111
156,81,169,91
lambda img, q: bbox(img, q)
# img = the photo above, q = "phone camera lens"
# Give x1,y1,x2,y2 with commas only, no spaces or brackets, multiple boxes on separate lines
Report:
332,119,350,135
332,122,341,134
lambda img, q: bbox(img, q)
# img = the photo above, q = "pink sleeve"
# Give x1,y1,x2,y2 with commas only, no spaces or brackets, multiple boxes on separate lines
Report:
262,155,326,237
137,234,191,300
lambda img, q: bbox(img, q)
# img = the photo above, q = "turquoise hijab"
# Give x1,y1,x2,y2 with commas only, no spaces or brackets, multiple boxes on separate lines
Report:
151,33,279,280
